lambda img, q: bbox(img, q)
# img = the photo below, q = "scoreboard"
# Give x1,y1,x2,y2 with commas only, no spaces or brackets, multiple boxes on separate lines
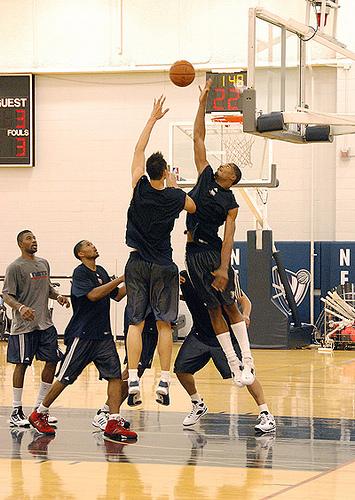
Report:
0,75,34,167
206,71,247,114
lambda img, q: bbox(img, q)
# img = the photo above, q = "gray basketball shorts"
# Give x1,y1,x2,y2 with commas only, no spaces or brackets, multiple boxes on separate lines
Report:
185,247,236,309
125,252,179,324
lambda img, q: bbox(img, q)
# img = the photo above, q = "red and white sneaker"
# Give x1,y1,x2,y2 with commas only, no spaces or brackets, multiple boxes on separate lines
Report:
104,417,137,443
28,410,56,436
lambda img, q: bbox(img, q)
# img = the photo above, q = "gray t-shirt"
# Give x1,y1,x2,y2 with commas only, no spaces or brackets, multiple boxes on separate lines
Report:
2,256,54,335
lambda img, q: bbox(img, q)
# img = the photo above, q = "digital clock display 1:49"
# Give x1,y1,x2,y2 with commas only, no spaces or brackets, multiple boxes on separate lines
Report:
206,71,247,114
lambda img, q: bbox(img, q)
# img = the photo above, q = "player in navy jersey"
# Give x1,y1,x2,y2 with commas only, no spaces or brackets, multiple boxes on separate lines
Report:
125,95,196,407
29,240,137,443
185,80,255,387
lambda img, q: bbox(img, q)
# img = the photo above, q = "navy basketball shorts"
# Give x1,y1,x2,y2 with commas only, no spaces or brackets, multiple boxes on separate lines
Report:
7,326,63,365
125,251,179,324
56,336,121,385
174,333,242,379
185,247,236,309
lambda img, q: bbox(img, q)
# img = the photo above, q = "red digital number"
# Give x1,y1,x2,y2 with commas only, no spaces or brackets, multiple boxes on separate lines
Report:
16,109,26,128
16,138,27,157
227,87,241,111
213,87,225,111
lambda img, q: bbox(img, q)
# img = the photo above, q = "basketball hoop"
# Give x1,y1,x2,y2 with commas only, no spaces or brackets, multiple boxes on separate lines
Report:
211,115,244,123
211,115,255,169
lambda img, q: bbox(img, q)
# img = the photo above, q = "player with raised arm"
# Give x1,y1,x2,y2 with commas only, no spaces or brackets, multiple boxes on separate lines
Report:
125,96,196,407
185,80,255,386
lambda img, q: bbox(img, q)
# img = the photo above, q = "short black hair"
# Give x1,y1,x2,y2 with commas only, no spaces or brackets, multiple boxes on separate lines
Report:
231,163,242,185
73,240,86,260
17,230,32,245
146,152,167,180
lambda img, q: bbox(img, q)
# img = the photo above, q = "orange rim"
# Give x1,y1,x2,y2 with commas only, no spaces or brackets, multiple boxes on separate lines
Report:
211,115,244,123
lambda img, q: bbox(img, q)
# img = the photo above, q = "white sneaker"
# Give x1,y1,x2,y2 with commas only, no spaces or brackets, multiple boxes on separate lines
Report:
156,380,170,406
93,410,131,431
92,410,109,431
254,412,276,434
229,361,245,388
127,379,142,406
183,400,208,427
9,407,30,428
240,357,256,386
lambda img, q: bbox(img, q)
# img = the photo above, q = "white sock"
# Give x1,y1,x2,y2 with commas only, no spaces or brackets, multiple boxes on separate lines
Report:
100,403,109,413
13,387,23,408
109,413,121,420
37,403,49,414
128,369,138,381
217,331,240,366
190,392,202,403
160,371,170,383
258,403,269,414
230,321,252,359
34,381,52,409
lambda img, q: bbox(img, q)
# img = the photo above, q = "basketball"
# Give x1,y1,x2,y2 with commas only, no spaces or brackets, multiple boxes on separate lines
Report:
169,60,195,87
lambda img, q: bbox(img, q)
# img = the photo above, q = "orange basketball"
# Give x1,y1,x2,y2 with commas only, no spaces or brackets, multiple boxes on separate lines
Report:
169,60,195,87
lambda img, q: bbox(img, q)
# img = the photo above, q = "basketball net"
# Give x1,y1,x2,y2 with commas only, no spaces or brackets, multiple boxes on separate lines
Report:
211,116,255,170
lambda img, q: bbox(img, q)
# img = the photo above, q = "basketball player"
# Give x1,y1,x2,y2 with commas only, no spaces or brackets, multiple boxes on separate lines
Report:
175,271,276,434
2,230,70,428
29,240,137,443
125,96,196,406
185,80,255,386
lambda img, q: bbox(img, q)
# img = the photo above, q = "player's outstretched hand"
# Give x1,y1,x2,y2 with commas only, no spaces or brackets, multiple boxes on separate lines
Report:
198,79,212,105
211,268,228,292
151,95,169,121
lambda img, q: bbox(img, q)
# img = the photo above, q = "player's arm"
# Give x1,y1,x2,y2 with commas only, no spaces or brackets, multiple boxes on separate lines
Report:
112,285,126,302
2,292,35,321
86,276,124,302
2,266,35,321
131,96,169,189
211,207,238,292
193,79,212,175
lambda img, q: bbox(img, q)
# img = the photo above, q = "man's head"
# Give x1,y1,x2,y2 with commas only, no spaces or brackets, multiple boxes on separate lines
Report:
17,230,37,255
215,162,242,188
73,240,99,261
146,152,168,181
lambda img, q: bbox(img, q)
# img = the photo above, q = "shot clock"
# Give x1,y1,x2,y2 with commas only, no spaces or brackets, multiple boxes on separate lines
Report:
206,71,247,114
0,75,34,167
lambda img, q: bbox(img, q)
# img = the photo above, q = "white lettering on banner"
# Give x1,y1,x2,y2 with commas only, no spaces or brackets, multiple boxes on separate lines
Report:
7,129,29,137
0,97,27,107
231,248,240,266
340,270,349,285
339,248,350,266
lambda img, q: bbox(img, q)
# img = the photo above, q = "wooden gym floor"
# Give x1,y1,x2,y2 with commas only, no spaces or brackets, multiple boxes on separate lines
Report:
0,342,354,499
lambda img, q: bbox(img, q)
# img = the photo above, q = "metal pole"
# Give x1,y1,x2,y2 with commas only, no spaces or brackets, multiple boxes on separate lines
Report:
248,8,256,89
281,27,286,111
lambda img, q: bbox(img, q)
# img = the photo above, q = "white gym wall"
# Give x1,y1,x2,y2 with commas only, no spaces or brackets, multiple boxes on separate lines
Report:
0,0,354,332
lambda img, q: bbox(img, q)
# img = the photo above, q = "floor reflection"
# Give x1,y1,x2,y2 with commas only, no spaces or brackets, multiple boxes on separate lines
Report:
1,407,354,471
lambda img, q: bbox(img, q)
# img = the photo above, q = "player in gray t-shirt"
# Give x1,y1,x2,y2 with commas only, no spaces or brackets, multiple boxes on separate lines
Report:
2,230,70,427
